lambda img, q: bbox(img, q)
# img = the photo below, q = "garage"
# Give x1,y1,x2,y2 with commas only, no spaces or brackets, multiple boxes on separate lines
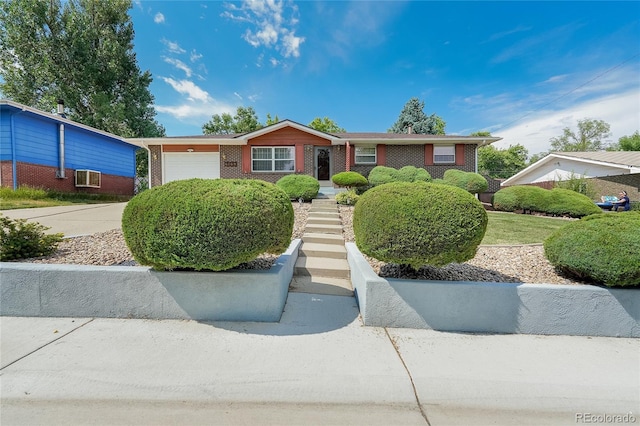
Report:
163,152,220,183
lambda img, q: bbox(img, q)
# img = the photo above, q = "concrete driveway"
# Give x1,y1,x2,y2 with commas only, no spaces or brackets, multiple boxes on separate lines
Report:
0,203,127,237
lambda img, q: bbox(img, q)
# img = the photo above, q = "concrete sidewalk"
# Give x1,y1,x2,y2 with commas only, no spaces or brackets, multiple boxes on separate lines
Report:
0,203,127,237
1,292,638,426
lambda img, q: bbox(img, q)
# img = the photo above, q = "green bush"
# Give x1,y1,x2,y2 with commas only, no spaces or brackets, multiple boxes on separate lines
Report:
443,169,488,194
1,215,63,260
396,166,431,182
122,179,294,271
367,166,397,186
335,190,359,205
493,185,601,218
275,174,320,201
0,186,48,200
331,171,368,189
353,181,487,269
544,212,640,287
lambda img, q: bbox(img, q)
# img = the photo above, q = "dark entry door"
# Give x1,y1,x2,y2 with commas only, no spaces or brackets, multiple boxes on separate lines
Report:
315,147,331,180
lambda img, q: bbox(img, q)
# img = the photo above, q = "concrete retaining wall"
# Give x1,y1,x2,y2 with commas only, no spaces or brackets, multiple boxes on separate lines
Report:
0,240,301,322
346,243,640,337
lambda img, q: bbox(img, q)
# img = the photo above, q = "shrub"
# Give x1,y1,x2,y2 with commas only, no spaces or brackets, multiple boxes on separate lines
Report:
554,172,597,199
544,212,640,287
353,181,487,269
0,186,48,200
367,166,397,186
396,166,431,182
443,169,488,194
122,179,294,271
335,190,359,205
331,171,368,189
1,215,63,260
545,188,602,217
275,174,319,201
493,185,601,217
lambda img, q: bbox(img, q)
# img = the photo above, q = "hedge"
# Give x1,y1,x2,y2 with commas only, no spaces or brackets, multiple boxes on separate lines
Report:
276,174,320,201
122,179,294,271
493,185,602,218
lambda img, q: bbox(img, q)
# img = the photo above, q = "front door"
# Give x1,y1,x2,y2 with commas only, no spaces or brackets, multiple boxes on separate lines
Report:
315,147,331,181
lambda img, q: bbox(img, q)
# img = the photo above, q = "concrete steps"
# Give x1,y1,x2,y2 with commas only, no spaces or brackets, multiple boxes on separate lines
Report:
291,196,353,296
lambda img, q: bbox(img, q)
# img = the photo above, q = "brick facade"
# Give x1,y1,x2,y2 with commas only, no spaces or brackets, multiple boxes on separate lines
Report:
149,145,163,187
1,161,134,195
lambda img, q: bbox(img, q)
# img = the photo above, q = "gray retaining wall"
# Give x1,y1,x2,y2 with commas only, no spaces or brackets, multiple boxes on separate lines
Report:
0,240,301,322
346,243,640,337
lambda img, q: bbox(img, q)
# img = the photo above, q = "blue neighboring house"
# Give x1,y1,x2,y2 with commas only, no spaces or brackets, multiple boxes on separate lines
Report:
1,99,139,196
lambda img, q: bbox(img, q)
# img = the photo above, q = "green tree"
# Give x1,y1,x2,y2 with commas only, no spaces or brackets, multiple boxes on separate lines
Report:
308,117,346,133
549,118,611,152
265,113,280,126
0,0,165,138
388,97,446,135
609,131,640,151
202,106,263,134
478,144,529,179
528,151,549,165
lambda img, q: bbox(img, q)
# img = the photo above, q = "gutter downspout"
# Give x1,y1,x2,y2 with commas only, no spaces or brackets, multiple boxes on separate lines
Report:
9,111,23,190
56,100,66,178
346,141,351,172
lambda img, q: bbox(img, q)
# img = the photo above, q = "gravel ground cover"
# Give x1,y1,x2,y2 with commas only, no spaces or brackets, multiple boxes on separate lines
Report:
14,201,585,285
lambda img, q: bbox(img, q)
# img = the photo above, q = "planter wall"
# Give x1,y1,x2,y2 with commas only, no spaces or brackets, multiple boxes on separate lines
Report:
346,243,640,337
0,239,301,322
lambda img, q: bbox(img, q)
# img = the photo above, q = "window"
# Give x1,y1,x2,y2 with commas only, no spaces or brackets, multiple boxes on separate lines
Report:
252,147,295,172
355,146,376,164
75,170,101,188
434,145,455,164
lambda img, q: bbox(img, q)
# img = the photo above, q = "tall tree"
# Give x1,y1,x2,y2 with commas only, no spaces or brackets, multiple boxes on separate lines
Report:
265,113,280,126
549,118,611,152
308,117,346,133
609,131,640,151
477,144,529,179
0,0,165,138
202,106,263,134
388,97,446,135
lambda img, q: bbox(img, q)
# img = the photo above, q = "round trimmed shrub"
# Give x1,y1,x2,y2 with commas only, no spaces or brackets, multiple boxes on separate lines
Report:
493,185,601,217
335,190,359,205
331,171,368,188
122,178,294,271
276,174,319,201
544,212,640,287
443,169,488,194
396,166,431,182
368,166,397,186
353,181,487,269
546,188,602,217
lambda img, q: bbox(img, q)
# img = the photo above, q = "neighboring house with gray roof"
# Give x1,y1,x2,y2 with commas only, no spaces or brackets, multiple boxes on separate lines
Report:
127,120,501,188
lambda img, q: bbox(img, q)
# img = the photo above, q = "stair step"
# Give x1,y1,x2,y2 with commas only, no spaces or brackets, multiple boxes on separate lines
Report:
307,217,342,225
312,200,337,207
308,211,340,218
295,256,350,279
300,242,346,259
304,224,343,235
310,206,338,212
302,233,345,245
289,275,353,297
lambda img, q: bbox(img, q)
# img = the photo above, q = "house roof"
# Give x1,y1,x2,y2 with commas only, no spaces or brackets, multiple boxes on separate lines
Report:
502,151,640,186
128,119,502,147
0,99,139,148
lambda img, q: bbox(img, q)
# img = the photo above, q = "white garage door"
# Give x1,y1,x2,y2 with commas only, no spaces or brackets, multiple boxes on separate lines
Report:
163,152,220,183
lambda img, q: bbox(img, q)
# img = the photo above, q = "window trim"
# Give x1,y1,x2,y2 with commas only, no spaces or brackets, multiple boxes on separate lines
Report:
433,145,456,164
251,146,295,173
354,146,377,164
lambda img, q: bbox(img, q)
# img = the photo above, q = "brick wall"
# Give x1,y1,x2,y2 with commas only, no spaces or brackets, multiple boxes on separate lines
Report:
0,161,14,189
1,161,133,195
149,145,162,187
220,146,243,179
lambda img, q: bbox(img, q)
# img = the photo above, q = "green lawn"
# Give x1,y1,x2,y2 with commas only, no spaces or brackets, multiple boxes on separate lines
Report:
482,211,572,245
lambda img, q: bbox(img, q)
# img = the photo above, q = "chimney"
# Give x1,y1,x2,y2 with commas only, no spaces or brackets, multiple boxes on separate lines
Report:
57,99,65,117
407,125,413,134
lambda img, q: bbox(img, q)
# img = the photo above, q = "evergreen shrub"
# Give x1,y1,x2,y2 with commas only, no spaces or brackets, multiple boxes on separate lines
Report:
493,185,601,217
396,166,431,182
368,166,397,186
275,174,319,201
546,188,602,217
331,171,368,188
1,215,63,260
335,190,359,205
353,181,487,269
443,169,488,194
544,212,640,287
122,179,294,271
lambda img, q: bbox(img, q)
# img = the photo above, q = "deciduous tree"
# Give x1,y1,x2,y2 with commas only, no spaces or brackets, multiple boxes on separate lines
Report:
609,131,640,151
202,106,263,134
549,118,611,152
477,144,528,179
308,117,346,133
388,97,445,135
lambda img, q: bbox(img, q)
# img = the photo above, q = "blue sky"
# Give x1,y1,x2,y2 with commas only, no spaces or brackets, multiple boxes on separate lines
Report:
130,1,640,156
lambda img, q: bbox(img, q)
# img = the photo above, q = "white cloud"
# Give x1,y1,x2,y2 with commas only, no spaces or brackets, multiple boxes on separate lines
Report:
234,92,243,100
493,89,640,155
160,77,209,102
223,0,305,60
269,57,279,67
190,49,203,63
154,12,165,24
161,38,186,54
163,58,192,77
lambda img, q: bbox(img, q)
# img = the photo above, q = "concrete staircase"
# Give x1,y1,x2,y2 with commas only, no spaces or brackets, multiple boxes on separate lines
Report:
290,197,353,297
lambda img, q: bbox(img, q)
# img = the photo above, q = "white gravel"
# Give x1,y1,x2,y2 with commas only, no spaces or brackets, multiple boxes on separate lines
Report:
15,201,585,284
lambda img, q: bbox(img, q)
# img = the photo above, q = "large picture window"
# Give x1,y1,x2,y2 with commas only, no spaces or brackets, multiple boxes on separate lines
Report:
434,145,455,164
252,147,295,172
355,146,376,164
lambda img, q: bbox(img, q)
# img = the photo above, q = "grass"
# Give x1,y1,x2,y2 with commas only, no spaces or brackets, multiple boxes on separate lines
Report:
482,211,573,245
0,186,131,210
